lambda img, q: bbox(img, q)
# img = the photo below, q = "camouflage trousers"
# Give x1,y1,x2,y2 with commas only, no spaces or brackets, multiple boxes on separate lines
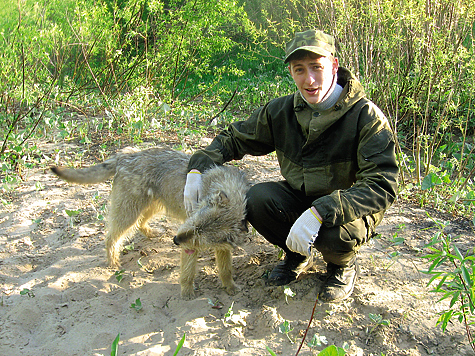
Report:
246,181,377,267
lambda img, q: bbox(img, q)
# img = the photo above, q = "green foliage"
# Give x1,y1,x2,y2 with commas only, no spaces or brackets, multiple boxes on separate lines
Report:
307,333,328,348
20,288,35,298
224,301,234,321
367,313,390,335
111,333,120,356
0,0,260,154
65,208,82,227
278,320,294,343
130,298,143,311
266,345,278,356
4,1,473,218
395,135,475,216
114,269,125,283
422,216,475,352
173,333,186,355
317,345,347,356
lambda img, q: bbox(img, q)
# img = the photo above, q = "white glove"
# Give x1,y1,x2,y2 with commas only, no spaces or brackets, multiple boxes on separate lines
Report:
286,208,322,257
183,170,202,214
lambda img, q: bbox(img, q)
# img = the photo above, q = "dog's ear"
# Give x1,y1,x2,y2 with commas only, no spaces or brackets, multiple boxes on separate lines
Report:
209,190,229,206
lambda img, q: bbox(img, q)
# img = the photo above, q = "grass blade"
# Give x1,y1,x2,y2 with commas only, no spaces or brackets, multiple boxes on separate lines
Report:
173,333,186,356
111,333,120,356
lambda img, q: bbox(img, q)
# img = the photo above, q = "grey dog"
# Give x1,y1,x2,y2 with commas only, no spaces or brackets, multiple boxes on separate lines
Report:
51,146,249,299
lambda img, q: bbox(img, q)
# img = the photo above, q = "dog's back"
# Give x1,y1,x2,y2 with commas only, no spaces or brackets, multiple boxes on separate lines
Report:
110,147,190,218
51,146,190,218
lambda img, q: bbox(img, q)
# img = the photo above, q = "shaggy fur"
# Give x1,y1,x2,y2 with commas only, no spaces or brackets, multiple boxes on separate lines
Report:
51,146,249,299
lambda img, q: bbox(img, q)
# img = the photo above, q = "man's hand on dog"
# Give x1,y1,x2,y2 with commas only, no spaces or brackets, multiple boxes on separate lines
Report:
184,169,203,214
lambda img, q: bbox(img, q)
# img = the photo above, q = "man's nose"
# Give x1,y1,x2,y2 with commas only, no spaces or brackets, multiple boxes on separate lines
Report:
306,72,316,85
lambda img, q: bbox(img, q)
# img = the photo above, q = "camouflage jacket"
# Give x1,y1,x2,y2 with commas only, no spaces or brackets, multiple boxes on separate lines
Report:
188,67,399,228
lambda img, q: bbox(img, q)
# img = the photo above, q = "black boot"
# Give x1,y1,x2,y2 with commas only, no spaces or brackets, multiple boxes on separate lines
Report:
267,253,310,286
320,260,359,302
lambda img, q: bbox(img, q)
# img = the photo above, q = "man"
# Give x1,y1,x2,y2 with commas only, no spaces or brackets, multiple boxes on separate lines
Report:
183,29,398,302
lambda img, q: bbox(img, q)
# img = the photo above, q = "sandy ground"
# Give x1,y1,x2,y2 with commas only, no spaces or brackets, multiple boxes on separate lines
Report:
0,138,473,356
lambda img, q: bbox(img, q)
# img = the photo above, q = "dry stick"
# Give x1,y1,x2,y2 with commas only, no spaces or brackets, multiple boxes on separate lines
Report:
454,98,474,186
294,295,319,356
1,59,59,155
17,70,60,148
21,44,25,100
206,86,238,126
171,0,199,100
67,15,112,115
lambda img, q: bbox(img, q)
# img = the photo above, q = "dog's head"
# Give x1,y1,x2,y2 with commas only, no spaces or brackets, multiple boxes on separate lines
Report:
173,190,248,253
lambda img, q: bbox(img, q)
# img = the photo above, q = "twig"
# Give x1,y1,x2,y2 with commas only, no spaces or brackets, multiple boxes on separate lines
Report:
294,294,319,356
206,86,238,126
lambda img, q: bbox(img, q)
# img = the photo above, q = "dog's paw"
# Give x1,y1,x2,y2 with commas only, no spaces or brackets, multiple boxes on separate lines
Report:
224,282,241,296
180,286,196,300
139,226,163,239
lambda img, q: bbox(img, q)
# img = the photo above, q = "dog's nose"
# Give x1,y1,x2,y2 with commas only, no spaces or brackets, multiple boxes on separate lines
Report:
173,236,180,245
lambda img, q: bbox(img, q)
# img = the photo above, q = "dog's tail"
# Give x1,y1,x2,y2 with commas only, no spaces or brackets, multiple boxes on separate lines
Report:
51,158,117,185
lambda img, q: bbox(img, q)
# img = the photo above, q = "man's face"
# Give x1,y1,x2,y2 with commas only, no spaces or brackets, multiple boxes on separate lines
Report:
289,54,339,105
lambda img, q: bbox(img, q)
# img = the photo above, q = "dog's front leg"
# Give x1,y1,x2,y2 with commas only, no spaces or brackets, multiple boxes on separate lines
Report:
215,247,239,295
180,249,197,300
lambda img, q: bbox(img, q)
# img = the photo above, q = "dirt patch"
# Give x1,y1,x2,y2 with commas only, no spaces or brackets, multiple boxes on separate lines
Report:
0,139,472,355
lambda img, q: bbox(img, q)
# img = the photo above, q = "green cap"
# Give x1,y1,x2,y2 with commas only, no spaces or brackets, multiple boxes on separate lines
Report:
284,29,335,63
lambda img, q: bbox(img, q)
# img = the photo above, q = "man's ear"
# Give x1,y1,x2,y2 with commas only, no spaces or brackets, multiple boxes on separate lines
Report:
332,57,339,75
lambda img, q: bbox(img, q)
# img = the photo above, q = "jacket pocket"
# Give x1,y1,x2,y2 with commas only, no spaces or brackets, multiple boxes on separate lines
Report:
360,128,393,166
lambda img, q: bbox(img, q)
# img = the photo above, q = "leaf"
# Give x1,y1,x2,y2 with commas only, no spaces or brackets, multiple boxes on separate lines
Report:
369,313,382,323
65,209,81,217
449,191,462,203
426,271,444,287
391,236,404,245
20,288,35,297
224,301,234,321
131,298,143,311
173,333,186,356
284,286,296,298
111,333,120,356
279,320,293,334
453,244,464,262
434,274,449,290
318,345,347,356
266,345,278,356
114,269,125,283
461,264,473,288
421,173,443,190
438,291,456,303
308,333,328,347
436,310,454,332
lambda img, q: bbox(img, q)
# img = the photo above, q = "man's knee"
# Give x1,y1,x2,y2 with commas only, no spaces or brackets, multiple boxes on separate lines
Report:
246,182,300,222
314,218,367,266
246,182,304,249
